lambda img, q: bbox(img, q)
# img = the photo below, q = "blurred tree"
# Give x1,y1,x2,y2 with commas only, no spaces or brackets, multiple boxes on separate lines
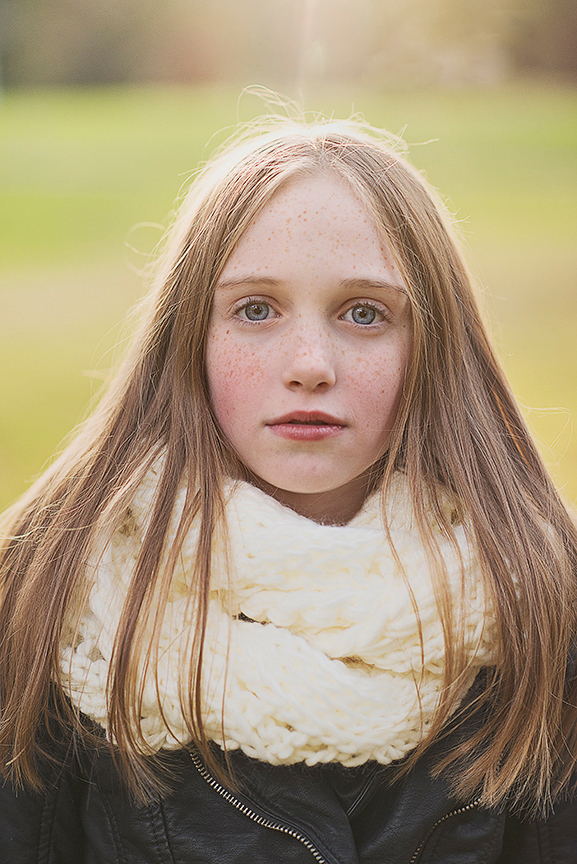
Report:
363,0,511,86
1,0,162,85
508,0,577,79
0,0,574,88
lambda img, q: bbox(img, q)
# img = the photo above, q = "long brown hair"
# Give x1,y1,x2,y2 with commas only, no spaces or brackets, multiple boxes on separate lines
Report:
1,119,576,813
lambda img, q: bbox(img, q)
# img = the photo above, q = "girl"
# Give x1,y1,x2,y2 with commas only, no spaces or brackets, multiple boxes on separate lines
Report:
1,118,576,864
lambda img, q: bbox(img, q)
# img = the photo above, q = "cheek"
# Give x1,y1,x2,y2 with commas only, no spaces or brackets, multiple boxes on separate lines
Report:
206,331,268,426
347,348,407,431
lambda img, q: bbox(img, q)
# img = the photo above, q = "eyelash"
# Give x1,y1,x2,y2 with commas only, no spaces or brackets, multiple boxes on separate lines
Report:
231,298,390,327
232,298,278,323
341,302,389,327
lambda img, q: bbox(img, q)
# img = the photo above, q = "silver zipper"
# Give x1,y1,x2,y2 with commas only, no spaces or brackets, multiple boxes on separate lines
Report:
409,799,481,864
189,750,327,863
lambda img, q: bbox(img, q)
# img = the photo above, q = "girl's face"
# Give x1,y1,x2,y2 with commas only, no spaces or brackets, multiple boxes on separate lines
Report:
206,173,412,523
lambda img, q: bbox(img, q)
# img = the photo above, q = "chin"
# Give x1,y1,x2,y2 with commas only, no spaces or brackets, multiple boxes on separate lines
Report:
267,478,349,497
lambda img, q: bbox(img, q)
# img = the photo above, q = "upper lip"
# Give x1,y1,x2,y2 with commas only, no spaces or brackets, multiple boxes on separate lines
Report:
267,411,346,426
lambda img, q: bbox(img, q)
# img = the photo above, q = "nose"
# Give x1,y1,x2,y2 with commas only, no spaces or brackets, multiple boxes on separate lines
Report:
282,323,336,392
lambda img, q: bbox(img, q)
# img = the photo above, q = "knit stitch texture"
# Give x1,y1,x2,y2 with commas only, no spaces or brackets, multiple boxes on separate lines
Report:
61,468,495,767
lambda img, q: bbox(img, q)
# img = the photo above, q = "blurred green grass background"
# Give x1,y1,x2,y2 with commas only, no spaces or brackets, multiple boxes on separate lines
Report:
1,83,576,508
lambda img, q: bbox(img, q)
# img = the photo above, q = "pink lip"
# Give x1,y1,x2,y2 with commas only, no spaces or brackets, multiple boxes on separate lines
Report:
267,411,346,441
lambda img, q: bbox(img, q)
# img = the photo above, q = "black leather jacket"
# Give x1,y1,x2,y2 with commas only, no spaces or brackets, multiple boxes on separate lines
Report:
1,723,577,864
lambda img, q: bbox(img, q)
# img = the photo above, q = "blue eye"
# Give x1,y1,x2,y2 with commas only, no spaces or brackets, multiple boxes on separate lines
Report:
344,304,382,325
241,302,272,321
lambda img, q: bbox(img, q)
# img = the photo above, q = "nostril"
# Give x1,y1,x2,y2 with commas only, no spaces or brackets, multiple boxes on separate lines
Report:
287,377,333,392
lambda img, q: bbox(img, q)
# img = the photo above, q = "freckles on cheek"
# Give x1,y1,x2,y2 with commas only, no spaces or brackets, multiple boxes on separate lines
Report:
207,338,266,421
348,352,406,426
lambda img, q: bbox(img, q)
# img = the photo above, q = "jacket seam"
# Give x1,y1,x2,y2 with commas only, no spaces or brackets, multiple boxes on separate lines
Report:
99,790,129,864
150,803,176,864
344,769,381,818
37,789,57,864
540,820,554,864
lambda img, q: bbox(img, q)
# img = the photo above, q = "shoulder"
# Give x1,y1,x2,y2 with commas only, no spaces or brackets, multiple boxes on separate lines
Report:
0,755,86,863
498,792,577,864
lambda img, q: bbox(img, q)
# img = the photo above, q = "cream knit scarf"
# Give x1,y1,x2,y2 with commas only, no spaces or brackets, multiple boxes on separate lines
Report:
61,467,495,767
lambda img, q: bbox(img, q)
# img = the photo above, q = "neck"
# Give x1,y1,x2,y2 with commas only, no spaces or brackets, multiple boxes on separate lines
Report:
251,474,373,525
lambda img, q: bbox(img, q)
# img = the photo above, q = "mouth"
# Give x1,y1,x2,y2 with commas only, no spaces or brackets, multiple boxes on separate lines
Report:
266,412,346,441
267,411,345,427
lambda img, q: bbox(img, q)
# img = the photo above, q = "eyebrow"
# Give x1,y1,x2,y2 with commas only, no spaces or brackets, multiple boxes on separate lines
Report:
216,277,281,290
216,276,408,296
339,277,408,297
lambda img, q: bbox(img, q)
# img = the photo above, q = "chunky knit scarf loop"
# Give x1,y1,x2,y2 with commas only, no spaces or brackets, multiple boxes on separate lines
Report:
62,468,495,768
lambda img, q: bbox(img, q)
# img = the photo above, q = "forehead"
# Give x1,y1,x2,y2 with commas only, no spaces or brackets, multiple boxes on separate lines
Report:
219,173,403,285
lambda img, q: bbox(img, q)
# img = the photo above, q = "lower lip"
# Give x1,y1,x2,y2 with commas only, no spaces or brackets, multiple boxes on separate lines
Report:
267,423,345,441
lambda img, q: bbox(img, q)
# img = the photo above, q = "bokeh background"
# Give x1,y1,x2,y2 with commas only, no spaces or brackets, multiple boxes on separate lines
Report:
1,0,576,509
